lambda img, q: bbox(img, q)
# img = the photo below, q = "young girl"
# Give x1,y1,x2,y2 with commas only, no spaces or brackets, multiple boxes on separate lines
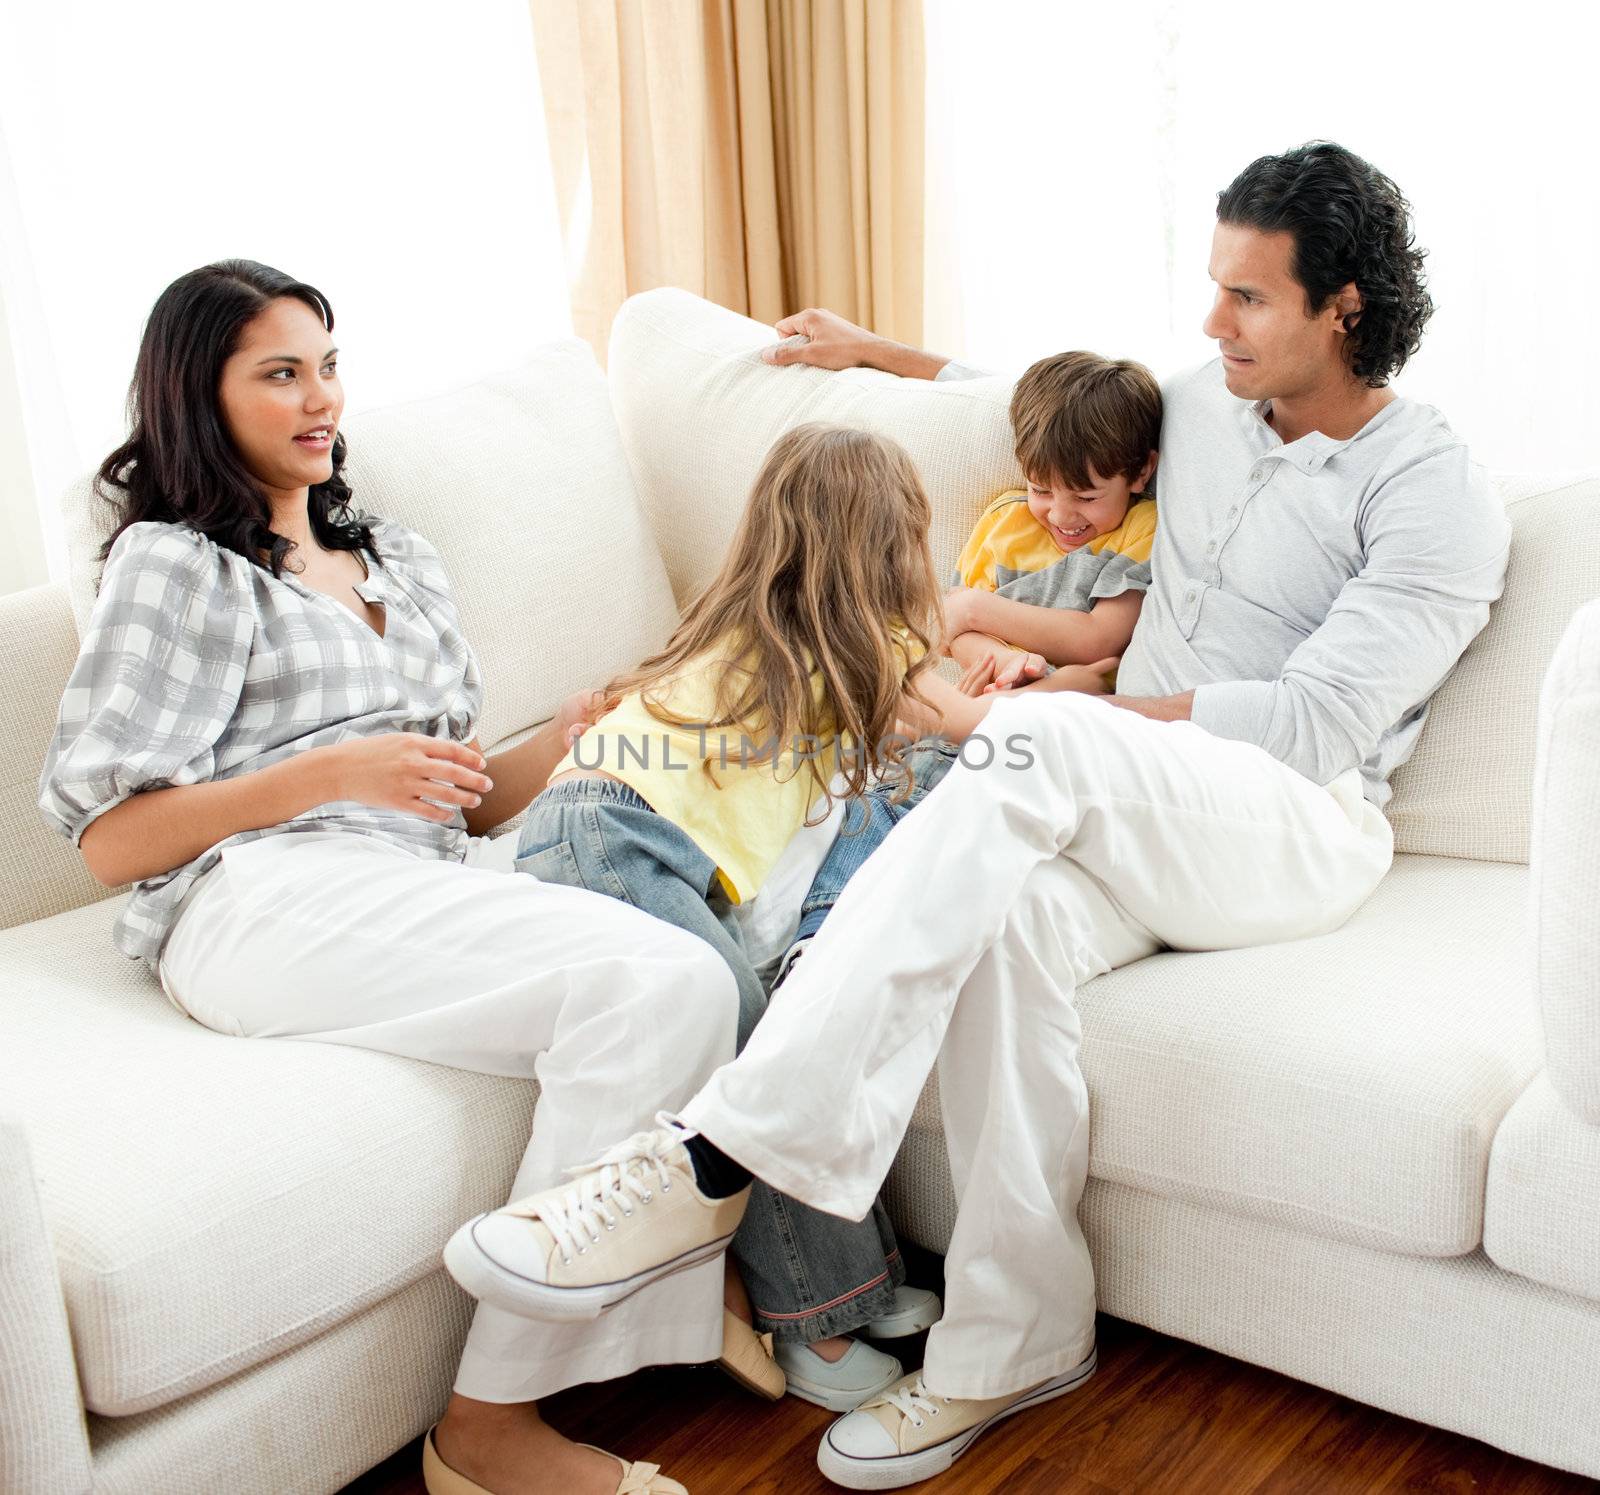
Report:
496,423,990,1410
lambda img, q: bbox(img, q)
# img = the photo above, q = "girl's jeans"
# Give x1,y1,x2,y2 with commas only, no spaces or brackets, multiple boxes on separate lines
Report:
516,777,905,1341
794,740,962,945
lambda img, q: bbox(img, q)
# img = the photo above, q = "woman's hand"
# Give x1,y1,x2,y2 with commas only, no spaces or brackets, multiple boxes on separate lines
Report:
322,734,493,824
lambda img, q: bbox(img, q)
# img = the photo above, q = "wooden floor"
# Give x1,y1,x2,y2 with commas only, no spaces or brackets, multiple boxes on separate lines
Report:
343,1309,1597,1494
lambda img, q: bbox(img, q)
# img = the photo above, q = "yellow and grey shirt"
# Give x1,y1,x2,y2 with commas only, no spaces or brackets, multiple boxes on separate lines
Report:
954,491,1158,610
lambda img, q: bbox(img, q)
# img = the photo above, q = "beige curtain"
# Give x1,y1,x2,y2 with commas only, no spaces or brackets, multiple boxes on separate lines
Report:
529,0,923,360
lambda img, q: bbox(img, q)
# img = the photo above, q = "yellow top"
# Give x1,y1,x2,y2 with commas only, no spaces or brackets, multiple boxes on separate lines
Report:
551,634,919,903
955,492,1158,591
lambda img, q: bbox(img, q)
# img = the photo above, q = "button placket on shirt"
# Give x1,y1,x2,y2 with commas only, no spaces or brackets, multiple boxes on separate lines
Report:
1184,454,1273,636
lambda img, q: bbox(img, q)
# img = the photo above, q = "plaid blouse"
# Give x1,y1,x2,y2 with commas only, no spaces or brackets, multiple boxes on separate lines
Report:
38,517,484,966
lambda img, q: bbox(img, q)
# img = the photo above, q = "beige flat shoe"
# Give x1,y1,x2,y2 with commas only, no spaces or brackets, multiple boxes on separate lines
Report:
423,1427,689,1495
717,1306,786,1400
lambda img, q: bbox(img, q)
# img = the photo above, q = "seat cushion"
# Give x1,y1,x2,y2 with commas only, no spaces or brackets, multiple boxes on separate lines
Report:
59,342,678,752
887,854,1543,1259
1484,1073,1600,1303
1,899,534,1416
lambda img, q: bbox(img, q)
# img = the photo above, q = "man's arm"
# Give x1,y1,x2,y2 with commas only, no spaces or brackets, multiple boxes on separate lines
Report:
760,307,954,380
1185,449,1509,784
1104,692,1194,722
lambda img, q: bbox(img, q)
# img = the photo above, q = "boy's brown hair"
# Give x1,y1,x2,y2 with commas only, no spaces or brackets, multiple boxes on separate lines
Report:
1009,351,1162,491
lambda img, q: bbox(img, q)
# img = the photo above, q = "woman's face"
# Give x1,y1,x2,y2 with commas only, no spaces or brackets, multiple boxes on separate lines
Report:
217,296,344,504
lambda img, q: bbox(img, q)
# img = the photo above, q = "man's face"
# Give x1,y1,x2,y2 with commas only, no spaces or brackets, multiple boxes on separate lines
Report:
1201,223,1352,403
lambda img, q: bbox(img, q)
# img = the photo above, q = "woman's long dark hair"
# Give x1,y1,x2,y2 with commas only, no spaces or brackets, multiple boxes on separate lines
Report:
97,259,375,575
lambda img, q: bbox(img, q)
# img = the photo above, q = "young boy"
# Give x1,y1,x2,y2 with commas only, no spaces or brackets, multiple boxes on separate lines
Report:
945,349,1161,692
775,350,1161,982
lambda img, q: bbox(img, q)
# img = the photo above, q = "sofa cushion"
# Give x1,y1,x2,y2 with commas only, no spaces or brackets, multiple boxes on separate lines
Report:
1,898,534,1416
59,343,678,752
609,289,1600,863
1527,597,1600,1122
1386,472,1600,863
1483,1073,1600,1302
886,854,1543,1259
608,287,1025,608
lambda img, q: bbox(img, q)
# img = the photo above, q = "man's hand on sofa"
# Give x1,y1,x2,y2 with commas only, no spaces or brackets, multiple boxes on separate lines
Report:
761,307,952,380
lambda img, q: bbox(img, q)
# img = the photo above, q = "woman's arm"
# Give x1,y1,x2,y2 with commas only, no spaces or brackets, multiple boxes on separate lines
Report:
78,734,493,888
461,689,604,837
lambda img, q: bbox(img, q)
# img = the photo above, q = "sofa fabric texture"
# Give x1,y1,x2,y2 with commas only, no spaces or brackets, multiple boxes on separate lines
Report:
3,897,534,1416
1527,598,1600,1121
1484,1073,1600,1302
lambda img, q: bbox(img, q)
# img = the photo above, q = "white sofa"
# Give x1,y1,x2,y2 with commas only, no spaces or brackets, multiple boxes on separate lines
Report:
3,288,1598,1493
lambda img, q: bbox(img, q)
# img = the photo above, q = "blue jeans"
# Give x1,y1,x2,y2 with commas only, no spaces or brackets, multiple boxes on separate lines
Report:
515,778,904,1340
794,740,962,945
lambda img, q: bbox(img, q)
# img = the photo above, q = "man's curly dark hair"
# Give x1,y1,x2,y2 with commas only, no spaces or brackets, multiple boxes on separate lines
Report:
1216,142,1432,388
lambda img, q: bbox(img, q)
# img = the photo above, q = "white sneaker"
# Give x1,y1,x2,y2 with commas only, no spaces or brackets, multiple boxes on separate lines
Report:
442,1126,748,1322
863,1285,943,1340
815,1349,1097,1489
774,1339,904,1412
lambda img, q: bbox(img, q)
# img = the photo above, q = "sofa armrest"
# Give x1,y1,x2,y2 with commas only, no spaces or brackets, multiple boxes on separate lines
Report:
0,1113,93,1494
0,582,116,931
1530,598,1600,1123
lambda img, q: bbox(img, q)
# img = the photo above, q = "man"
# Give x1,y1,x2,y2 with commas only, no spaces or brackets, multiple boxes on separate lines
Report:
443,142,1511,1490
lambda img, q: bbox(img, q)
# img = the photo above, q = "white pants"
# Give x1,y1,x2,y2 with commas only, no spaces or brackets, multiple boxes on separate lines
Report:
682,692,1395,1401
159,830,740,1403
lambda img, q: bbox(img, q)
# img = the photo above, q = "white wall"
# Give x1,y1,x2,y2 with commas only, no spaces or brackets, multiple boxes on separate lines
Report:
0,0,571,585
925,0,1600,476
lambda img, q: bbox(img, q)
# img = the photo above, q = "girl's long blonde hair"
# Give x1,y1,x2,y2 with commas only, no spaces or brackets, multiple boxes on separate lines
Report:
601,422,944,813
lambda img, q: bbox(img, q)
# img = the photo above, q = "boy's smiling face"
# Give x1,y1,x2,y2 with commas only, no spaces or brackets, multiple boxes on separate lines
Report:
1025,455,1155,553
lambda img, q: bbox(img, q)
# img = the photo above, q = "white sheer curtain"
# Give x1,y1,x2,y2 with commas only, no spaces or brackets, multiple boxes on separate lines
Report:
924,0,1600,476
0,0,570,594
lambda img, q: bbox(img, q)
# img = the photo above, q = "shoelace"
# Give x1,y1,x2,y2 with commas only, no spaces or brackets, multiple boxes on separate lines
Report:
529,1128,678,1267
880,1375,945,1430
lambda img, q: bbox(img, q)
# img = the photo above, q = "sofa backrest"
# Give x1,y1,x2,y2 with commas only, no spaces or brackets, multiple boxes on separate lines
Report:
1387,473,1600,860
58,341,679,756
607,287,1600,865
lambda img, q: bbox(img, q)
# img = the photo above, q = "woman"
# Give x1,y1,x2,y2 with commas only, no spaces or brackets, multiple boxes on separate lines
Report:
37,260,720,1495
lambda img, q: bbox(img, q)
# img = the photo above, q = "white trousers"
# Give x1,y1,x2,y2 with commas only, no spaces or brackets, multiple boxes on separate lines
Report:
159,830,740,1403
682,692,1395,1401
